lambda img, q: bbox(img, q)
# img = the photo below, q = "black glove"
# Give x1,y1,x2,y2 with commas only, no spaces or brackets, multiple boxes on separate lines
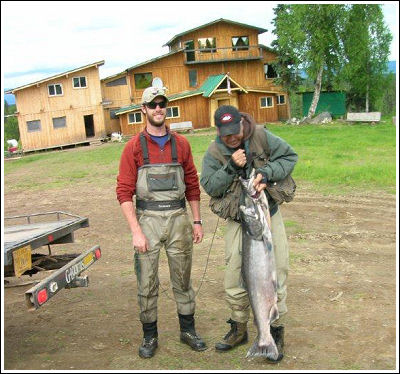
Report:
256,170,269,184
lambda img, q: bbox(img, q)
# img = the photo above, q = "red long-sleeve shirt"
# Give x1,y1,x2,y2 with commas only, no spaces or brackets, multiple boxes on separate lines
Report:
116,130,200,204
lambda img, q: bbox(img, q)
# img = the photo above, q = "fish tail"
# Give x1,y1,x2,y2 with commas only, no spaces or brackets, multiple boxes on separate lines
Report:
246,337,281,362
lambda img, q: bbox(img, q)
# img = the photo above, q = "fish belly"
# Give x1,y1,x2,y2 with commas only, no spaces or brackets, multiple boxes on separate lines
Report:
243,235,279,360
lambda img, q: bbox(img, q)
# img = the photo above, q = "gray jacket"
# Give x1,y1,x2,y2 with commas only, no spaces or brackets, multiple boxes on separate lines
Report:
200,113,298,212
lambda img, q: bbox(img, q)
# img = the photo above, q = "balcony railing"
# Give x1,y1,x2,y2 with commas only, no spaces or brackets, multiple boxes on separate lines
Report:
184,45,263,64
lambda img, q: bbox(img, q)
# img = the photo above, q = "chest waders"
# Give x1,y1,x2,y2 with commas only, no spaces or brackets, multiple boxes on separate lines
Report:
134,133,195,324
207,126,289,329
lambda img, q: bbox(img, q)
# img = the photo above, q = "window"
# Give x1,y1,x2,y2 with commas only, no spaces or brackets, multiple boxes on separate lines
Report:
166,106,179,119
264,64,278,79
189,70,197,87
48,83,63,96
52,116,67,129
261,97,273,108
198,37,216,53
134,73,153,89
27,120,41,132
73,76,87,88
277,95,285,105
232,36,249,51
110,108,119,119
105,76,127,87
128,112,142,124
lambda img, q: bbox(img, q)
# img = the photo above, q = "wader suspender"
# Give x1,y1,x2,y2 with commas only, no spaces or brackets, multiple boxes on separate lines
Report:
137,133,185,211
139,133,178,164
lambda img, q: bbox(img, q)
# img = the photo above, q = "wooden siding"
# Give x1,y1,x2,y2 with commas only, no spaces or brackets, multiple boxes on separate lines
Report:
120,95,210,137
119,111,145,137
126,26,281,100
238,92,279,123
103,107,124,135
112,20,290,135
168,95,210,129
18,107,105,151
277,99,289,121
15,66,106,151
179,22,260,56
126,56,283,102
127,52,187,102
101,74,132,134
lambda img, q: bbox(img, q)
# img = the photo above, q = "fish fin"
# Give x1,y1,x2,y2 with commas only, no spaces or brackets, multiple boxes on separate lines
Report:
272,278,278,292
263,237,273,252
270,304,279,325
246,337,280,361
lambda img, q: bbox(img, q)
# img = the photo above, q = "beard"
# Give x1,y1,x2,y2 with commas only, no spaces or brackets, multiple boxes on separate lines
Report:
147,112,166,127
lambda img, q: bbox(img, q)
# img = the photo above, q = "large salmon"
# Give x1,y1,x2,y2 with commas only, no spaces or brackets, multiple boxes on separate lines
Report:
239,172,282,362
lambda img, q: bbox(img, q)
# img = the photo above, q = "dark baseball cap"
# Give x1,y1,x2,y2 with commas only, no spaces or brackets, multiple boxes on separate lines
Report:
214,105,242,136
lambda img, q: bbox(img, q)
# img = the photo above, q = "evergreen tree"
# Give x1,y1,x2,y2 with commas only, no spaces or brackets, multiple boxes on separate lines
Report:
5,99,9,115
4,100,20,151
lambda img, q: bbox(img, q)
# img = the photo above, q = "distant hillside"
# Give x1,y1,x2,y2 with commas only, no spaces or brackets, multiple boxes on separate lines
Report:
299,60,396,80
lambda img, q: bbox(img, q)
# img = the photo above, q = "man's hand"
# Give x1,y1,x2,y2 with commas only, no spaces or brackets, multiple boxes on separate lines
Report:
253,173,267,193
192,224,204,244
132,228,149,253
231,149,247,167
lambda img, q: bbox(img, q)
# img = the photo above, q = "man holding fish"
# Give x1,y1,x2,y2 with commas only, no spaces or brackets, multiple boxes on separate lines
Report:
200,105,298,362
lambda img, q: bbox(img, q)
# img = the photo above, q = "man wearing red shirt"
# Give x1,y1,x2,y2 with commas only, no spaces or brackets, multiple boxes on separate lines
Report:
116,85,206,358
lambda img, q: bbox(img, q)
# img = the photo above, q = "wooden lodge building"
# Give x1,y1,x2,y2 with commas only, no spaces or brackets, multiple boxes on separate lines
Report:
6,19,290,152
110,18,290,136
5,61,107,152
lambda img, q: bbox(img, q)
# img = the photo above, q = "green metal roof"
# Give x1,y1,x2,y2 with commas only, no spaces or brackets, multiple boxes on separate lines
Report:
200,74,225,97
163,18,268,47
167,89,204,101
115,74,246,115
115,103,141,115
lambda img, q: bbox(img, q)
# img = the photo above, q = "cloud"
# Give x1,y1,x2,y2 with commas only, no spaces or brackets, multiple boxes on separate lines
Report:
147,24,177,32
4,67,71,79
1,1,397,91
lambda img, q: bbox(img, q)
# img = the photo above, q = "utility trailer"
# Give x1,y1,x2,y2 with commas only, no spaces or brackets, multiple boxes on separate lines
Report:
4,211,101,310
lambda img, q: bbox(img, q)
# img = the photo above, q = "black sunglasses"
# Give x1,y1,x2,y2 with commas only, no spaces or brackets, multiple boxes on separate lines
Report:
146,101,167,109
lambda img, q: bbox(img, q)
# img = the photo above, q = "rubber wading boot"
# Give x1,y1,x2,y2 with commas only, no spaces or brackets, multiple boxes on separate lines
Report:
138,321,158,358
215,319,248,352
269,325,284,363
178,313,207,351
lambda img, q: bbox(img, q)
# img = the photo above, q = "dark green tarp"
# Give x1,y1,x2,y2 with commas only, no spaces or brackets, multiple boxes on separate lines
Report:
301,91,346,117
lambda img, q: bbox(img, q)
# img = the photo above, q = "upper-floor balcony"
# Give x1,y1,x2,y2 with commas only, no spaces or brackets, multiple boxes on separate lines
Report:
184,45,263,64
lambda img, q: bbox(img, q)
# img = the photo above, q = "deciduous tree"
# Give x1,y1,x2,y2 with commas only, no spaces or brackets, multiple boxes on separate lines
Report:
271,4,348,120
341,4,392,112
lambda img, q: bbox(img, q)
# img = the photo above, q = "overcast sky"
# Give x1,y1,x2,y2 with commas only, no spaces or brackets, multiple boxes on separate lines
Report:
1,1,398,91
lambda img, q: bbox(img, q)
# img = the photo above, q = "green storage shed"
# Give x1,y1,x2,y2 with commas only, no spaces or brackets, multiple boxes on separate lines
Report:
300,91,346,117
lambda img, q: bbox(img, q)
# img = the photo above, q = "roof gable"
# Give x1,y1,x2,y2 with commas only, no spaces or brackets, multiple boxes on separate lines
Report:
199,74,247,97
115,73,247,115
5,60,105,94
125,49,182,72
163,18,268,47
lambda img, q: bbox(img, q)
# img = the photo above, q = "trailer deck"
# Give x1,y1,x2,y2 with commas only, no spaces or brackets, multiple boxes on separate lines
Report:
3,211,101,310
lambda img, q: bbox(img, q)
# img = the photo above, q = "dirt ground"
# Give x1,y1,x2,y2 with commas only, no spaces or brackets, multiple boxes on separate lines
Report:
2,154,398,371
